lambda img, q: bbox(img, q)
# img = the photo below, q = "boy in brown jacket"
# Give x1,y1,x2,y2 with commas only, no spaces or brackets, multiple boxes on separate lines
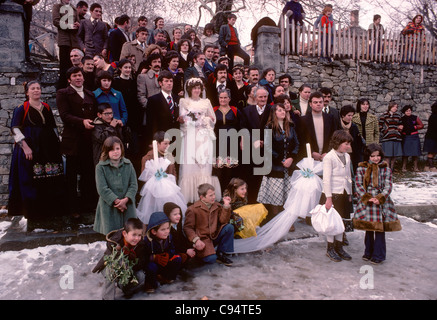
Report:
183,183,234,265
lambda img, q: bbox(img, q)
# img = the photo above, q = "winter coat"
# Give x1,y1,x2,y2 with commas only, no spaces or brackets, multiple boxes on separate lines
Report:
93,88,128,126
92,228,147,274
93,157,138,235
52,2,80,47
120,40,146,71
379,111,402,142
264,123,299,178
91,117,125,166
183,200,232,258
353,161,402,232
352,112,379,145
56,85,97,156
144,212,177,260
322,149,353,198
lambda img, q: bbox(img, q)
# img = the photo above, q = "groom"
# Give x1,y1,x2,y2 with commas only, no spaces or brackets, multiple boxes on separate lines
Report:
145,70,182,148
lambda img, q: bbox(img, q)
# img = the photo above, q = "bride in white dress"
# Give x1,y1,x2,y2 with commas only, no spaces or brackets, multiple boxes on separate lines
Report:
178,78,221,203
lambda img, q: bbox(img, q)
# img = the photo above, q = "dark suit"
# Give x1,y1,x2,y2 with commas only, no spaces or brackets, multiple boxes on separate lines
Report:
56,86,97,214
78,18,108,56
206,80,232,108
145,91,180,146
108,28,129,62
306,105,341,130
298,112,335,161
241,104,272,203
184,66,205,83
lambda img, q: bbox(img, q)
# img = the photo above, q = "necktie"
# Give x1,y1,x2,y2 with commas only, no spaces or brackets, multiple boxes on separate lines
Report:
167,96,174,114
323,107,329,113
92,20,97,28
218,84,225,92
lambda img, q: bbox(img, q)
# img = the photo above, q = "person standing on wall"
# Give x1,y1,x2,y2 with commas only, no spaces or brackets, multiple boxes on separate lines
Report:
218,13,250,70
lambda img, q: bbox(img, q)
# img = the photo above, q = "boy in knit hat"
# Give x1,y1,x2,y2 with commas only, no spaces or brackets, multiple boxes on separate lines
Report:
143,211,182,293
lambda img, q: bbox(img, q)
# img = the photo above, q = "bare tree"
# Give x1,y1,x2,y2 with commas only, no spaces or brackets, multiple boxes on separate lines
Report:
361,0,436,38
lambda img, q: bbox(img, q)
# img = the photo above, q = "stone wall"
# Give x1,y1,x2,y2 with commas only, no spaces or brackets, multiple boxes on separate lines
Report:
255,25,437,153
281,56,437,143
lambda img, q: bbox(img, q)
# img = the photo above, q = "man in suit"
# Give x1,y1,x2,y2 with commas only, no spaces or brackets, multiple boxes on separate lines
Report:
206,64,231,107
137,53,162,121
241,87,271,203
120,26,148,71
77,3,108,57
145,70,181,147
184,52,206,83
108,14,131,62
56,66,97,218
298,91,336,162
320,87,341,130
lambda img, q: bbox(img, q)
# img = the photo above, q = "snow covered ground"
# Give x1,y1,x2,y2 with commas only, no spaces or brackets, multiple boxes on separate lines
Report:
0,171,435,302
391,172,437,206
0,215,436,301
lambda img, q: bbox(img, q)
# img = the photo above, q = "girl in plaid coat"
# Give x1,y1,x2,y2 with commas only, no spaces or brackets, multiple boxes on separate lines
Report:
353,143,402,264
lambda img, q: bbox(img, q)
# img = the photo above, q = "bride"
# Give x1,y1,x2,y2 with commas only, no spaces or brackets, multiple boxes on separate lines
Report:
178,78,221,203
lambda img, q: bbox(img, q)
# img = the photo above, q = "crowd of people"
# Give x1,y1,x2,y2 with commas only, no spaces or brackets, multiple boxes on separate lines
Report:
6,1,437,299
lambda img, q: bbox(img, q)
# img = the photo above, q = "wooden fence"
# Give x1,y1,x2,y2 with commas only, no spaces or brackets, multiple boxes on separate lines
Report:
279,15,437,65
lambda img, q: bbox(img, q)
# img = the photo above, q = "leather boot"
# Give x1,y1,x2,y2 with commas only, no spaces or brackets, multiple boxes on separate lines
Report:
334,240,352,260
326,242,342,262
342,232,349,246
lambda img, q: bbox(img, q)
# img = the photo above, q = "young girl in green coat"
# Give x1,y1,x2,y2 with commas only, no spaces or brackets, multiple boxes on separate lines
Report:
93,136,138,235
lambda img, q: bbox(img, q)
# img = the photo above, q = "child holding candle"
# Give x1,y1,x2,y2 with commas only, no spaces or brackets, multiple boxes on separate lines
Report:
136,132,187,226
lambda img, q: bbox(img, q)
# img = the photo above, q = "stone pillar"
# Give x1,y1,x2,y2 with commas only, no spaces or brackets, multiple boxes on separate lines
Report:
0,1,26,70
254,26,281,73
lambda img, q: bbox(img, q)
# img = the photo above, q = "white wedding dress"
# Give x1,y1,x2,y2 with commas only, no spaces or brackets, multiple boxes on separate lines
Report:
232,157,323,253
178,97,222,203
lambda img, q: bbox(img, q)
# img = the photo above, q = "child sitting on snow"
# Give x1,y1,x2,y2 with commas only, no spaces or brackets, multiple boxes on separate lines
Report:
92,218,146,300
144,211,182,293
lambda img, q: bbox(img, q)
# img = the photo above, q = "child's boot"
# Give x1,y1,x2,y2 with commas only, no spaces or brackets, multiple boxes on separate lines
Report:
326,242,342,262
334,240,352,260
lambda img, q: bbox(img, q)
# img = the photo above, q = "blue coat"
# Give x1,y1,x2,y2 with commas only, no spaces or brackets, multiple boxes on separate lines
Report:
282,1,305,26
94,88,128,126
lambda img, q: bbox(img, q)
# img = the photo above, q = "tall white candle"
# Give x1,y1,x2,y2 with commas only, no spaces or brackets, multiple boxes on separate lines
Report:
306,143,311,159
152,140,158,161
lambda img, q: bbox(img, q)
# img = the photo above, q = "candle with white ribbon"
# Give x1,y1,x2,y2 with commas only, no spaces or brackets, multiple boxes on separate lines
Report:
306,143,311,159
152,140,158,161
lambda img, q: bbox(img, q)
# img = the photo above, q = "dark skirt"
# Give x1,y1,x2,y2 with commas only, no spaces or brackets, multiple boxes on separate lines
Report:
402,134,422,156
423,138,437,154
381,141,403,157
8,127,66,219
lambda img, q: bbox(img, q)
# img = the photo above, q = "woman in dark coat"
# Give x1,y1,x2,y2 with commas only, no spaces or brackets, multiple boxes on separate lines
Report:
257,103,299,219
8,80,65,226
423,102,437,172
213,89,245,191
340,105,365,172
